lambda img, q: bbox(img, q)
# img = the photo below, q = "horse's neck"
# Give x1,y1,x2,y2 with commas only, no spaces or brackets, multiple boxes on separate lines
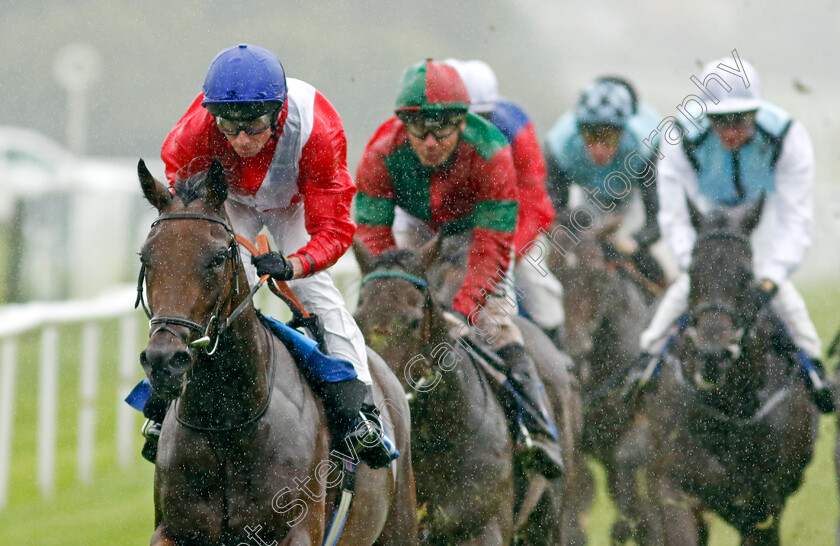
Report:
590,275,642,375
413,339,484,427
179,309,274,426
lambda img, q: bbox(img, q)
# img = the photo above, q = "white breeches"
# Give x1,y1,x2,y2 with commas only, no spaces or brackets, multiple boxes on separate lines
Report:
640,273,821,358
225,198,371,384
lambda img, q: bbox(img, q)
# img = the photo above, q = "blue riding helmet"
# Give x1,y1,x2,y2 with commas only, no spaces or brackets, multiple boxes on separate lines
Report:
575,79,633,128
202,44,287,121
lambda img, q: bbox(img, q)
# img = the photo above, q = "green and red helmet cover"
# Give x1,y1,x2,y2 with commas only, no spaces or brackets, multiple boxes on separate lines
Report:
395,60,470,116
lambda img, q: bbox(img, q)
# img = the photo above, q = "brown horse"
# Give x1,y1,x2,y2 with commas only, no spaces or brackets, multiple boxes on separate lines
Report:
353,241,588,545
644,197,817,545
547,212,661,544
137,159,416,545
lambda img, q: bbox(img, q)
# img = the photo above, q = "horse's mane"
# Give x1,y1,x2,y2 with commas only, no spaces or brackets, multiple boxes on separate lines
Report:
171,171,209,206
371,248,421,275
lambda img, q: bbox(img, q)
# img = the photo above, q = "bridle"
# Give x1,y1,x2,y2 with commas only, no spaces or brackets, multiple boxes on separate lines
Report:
360,269,435,345
686,229,754,331
136,212,277,433
135,213,260,355
680,228,763,387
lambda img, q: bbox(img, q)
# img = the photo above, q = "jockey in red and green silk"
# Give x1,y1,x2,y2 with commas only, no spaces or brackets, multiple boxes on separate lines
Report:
355,59,564,479
143,44,398,469
442,58,564,338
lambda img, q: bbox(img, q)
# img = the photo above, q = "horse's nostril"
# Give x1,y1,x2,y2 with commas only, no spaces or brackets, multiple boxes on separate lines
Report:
169,350,192,376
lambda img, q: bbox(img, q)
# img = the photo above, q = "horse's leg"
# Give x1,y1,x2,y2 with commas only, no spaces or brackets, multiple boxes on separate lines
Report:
563,396,592,546
740,518,780,546
372,449,418,546
612,431,663,546
150,526,176,546
649,473,699,546
605,462,638,544
695,508,709,546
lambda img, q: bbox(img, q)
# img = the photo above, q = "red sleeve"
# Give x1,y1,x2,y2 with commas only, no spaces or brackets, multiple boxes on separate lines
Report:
511,122,555,253
354,119,404,255
161,94,213,184
452,146,518,320
292,91,356,275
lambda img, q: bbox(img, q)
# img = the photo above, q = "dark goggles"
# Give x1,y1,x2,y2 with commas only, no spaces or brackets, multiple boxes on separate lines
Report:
215,113,273,136
397,111,465,141
579,124,623,147
707,111,757,128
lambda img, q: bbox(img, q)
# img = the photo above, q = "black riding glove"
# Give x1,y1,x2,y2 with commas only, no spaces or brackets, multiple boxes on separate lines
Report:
252,251,294,281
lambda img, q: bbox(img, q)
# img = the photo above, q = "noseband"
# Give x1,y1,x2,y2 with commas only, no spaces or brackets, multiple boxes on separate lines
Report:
360,269,435,342
136,213,253,355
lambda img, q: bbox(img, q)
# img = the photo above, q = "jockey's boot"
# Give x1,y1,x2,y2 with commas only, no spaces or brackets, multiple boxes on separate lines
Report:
319,378,400,469
496,343,564,479
796,353,834,414
140,390,168,464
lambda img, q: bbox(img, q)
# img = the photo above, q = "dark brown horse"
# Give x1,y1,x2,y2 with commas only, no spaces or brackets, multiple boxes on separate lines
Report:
353,241,588,545
644,197,817,545
137,159,416,545
547,212,660,544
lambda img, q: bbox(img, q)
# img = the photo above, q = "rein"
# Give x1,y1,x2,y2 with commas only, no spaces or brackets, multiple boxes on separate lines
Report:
172,325,277,433
669,350,796,428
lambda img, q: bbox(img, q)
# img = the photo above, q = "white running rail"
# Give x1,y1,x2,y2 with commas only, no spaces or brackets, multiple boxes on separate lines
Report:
0,285,140,510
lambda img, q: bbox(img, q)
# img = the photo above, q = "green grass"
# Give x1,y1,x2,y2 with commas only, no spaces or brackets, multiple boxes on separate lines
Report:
1,281,839,544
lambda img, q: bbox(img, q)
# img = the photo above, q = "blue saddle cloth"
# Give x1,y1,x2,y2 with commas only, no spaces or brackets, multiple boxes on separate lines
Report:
257,313,358,384
125,313,358,412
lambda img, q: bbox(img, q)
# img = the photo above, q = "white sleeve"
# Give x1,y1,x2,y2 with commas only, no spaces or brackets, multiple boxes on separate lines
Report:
758,121,814,284
657,140,699,271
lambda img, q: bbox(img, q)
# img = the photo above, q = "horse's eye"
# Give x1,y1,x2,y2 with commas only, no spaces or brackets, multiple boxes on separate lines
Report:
208,251,228,269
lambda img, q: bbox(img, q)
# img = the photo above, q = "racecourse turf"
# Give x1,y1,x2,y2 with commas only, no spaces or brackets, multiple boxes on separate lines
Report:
0,281,838,544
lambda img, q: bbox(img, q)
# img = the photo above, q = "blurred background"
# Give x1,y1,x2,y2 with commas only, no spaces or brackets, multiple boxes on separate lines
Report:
0,1,837,543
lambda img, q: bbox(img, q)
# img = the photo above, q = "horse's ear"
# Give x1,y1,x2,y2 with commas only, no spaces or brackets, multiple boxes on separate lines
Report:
138,159,172,210
685,194,704,231
205,158,228,209
352,237,376,275
741,192,765,234
419,236,441,275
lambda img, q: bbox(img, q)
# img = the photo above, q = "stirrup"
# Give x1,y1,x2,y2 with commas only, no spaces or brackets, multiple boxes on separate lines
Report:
513,419,564,479
140,419,162,463
142,418,161,440
339,410,399,469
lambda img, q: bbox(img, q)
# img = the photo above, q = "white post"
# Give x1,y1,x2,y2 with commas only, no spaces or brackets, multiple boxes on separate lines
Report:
77,323,99,483
116,315,138,467
53,44,101,156
38,326,58,497
0,340,18,510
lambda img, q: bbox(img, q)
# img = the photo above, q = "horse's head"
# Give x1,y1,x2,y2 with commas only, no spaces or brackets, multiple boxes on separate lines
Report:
685,194,764,387
137,158,245,400
353,238,446,385
549,211,619,361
